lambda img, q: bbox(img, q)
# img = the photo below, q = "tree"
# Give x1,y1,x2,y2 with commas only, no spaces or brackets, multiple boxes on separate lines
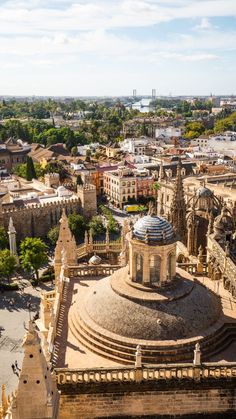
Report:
85,149,91,162
76,175,83,185
0,227,8,250
26,156,37,181
20,237,48,282
0,249,17,283
184,122,205,139
47,226,60,246
71,146,78,156
68,213,86,242
88,216,105,237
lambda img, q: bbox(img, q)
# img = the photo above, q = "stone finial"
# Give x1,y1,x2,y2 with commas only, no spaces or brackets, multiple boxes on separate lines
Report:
1,384,8,416
106,227,109,244
193,342,201,366
148,201,155,217
89,228,93,244
135,345,142,368
8,217,16,234
198,245,204,263
225,241,230,257
84,230,88,245
162,228,167,243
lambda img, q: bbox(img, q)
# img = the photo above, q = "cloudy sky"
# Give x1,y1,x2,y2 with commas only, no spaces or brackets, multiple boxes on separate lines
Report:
0,0,235,96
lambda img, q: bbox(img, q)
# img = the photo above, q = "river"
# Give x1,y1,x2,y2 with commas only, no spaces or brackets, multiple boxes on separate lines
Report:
132,98,152,113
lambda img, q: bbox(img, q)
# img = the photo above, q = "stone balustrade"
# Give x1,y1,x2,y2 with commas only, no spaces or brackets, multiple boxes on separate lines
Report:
177,262,198,274
56,363,236,385
68,265,120,278
77,240,122,260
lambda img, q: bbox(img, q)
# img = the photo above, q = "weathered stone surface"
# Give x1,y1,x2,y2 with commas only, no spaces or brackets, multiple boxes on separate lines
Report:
84,269,221,341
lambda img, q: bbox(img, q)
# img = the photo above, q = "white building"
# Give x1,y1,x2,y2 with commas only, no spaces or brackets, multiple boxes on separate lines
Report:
191,136,209,149
120,137,152,154
155,127,181,139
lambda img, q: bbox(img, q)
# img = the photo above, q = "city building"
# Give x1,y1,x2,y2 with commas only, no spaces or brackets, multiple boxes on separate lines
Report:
103,166,158,208
155,126,182,139
0,138,30,172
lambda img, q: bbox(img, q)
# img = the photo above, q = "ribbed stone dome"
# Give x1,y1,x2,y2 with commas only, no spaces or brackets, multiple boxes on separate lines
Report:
89,254,102,265
197,186,213,198
133,215,175,244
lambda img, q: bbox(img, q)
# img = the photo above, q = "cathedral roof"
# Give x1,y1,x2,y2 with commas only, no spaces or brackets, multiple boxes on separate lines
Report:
133,215,175,244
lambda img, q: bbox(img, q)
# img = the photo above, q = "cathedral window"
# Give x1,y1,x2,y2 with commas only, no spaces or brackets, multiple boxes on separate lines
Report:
135,253,143,283
167,253,175,279
150,255,161,283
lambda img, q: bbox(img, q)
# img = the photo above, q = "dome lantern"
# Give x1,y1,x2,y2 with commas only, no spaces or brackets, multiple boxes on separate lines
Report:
128,215,176,286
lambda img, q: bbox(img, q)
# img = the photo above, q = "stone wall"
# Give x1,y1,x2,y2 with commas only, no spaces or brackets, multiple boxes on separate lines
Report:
0,183,98,240
1,198,81,240
58,379,236,418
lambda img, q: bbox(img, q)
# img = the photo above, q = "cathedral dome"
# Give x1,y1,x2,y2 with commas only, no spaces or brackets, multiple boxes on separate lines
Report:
196,186,213,198
83,271,220,341
133,215,175,244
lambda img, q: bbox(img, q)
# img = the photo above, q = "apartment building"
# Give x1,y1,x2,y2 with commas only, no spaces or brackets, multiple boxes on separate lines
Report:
103,166,157,208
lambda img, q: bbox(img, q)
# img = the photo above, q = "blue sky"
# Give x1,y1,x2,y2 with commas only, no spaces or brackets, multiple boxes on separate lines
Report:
0,0,235,96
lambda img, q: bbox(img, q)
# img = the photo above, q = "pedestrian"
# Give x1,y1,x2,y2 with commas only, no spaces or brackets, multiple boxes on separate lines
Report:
11,364,15,373
15,360,20,371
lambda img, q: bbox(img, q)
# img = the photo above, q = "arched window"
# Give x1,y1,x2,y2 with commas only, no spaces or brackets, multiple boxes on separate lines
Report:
167,253,175,280
135,253,143,283
150,255,161,283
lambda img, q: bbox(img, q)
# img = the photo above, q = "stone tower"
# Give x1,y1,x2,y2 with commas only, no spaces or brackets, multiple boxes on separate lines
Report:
54,209,77,282
77,183,97,218
44,173,60,189
170,159,187,245
8,217,17,257
11,321,59,419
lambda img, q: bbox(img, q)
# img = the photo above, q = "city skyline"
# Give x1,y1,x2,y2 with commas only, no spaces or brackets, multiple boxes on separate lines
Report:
0,0,236,96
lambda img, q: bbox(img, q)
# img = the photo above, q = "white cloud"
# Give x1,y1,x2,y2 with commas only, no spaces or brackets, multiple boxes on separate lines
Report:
197,17,213,30
180,53,218,61
0,0,235,95
0,0,236,35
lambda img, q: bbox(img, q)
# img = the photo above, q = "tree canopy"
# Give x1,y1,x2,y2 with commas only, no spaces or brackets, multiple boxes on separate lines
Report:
20,237,48,282
0,227,8,250
68,213,87,242
0,249,17,282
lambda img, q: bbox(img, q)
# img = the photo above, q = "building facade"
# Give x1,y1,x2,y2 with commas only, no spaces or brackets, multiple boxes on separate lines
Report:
103,166,157,208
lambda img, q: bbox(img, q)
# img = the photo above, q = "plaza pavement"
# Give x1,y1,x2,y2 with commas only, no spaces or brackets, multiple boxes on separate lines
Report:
0,281,53,394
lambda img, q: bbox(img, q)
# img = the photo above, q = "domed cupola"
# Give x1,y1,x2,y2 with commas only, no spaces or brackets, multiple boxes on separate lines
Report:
195,184,215,211
196,186,214,198
133,215,175,245
128,207,177,287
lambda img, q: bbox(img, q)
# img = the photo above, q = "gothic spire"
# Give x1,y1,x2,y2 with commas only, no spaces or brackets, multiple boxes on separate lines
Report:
170,159,187,245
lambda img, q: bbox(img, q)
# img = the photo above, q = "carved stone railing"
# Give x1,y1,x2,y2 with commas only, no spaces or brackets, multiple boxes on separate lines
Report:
56,363,236,385
77,240,122,260
67,265,120,278
208,236,236,289
177,263,198,274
